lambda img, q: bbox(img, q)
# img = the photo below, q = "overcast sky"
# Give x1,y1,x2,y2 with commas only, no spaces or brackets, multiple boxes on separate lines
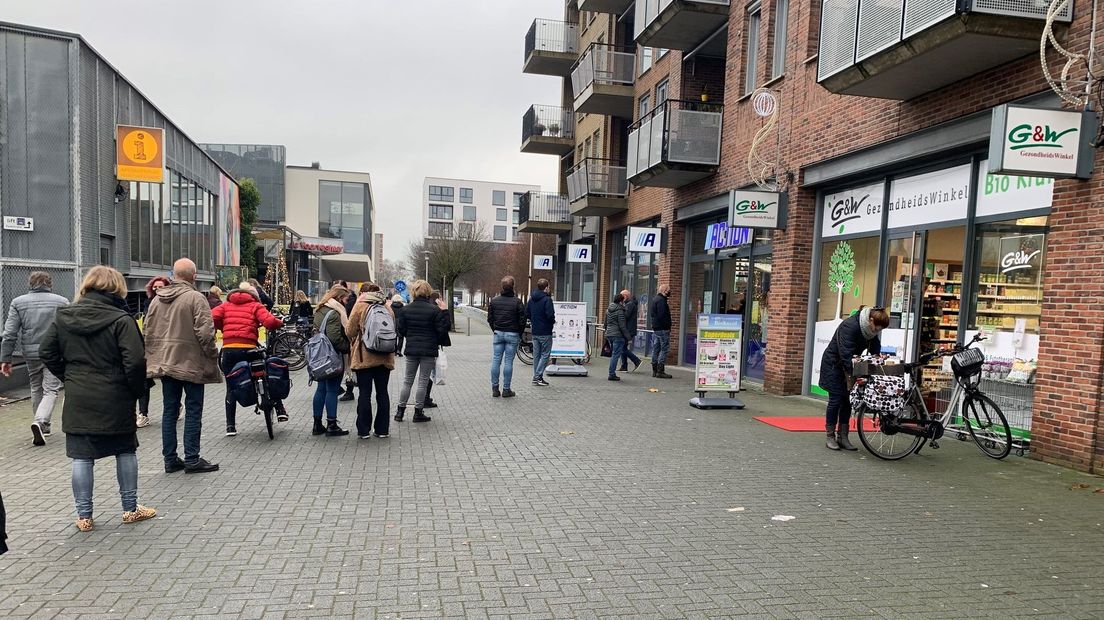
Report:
4,0,564,261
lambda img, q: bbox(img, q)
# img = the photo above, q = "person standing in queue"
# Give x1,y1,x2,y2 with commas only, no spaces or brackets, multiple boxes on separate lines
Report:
390,294,405,357
618,289,642,373
346,283,395,439
40,266,157,532
394,280,449,422
312,285,353,437
649,284,673,379
604,292,631,381
819,306,889,451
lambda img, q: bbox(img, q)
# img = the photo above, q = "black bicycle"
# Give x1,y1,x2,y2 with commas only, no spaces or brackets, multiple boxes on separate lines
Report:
241,347,276,440
855,334,1012,461
266,316,307,371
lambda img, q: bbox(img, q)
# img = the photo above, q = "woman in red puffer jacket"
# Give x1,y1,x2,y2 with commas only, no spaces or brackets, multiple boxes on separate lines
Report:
212,283,284,436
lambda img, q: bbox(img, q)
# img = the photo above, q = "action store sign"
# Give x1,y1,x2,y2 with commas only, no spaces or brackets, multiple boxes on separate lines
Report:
567,244,593,263
551,302,588,358
628,226,663,253
533,255,554,270
887,164,971,229
821,182,885,239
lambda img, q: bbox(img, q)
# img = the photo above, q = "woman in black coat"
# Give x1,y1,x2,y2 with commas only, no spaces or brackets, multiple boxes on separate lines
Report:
394,281,449,423
40,266,157,532
819,306,889,451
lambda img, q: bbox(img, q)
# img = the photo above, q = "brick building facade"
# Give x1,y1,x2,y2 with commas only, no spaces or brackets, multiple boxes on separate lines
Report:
522,1,1103,472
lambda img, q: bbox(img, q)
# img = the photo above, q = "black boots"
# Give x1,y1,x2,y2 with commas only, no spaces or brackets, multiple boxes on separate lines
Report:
412,408,431,423
338,380,355,401
312,418,327,436
326,419,349,437
394,406,405,422
826,425,840,450
836,421,858,451
651,363,658,377
656,364,672,379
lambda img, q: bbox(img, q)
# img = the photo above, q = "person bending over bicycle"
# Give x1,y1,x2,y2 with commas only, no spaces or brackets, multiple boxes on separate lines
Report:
212,282,286,436
819,306,890,451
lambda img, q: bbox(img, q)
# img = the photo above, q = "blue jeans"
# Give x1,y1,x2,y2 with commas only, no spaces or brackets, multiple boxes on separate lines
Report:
651,330,671,365
313,376,343,420
72,452,138,518
620,337,641,370
161,378,205,466
491,331,521,389
607,337,627,378
532,334,553,380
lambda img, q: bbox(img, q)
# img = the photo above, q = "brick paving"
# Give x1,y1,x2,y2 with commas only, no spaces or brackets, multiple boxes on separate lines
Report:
1,327,1103,618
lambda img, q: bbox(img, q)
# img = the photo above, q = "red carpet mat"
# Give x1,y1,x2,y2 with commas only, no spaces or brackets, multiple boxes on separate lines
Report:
754,416,859,432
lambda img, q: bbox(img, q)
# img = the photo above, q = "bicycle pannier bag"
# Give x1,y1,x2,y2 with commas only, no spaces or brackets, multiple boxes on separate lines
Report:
226,361,258,407
852,375,906,412
265,357,292,400
305,311,344,381
362,303,398,354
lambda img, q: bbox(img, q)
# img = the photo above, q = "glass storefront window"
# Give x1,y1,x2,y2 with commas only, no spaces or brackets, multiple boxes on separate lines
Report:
747,255,771,382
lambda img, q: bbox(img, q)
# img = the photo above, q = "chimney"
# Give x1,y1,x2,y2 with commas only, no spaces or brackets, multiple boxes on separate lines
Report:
311,161,321,169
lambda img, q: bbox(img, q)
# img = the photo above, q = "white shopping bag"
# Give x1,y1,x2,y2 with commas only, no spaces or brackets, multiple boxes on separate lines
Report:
434,349,448,385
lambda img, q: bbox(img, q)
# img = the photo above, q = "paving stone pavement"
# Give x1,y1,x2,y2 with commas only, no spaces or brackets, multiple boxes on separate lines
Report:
1,331,1103,619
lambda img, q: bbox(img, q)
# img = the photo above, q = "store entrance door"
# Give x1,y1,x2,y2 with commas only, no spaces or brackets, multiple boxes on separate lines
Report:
882,231,924,363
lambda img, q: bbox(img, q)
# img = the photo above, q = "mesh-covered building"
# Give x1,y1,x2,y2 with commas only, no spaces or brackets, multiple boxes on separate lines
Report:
0,22,239,311
201,144,286,223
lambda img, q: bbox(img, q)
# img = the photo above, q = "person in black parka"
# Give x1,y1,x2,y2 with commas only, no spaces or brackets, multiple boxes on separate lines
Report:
394,280,449,422
40,266,158,532
819,306,889,451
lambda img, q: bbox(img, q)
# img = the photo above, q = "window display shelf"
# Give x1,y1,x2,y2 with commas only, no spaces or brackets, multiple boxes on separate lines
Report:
977,310,1038,315
928,293,959,298
931,280,962,285
977,295,1040,300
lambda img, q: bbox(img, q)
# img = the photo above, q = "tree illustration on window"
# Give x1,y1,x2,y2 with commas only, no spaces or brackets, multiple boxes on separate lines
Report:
827,242,856,320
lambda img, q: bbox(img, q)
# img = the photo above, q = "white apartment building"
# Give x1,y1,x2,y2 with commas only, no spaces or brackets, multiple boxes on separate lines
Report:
285,164,376,286
423,177,540,244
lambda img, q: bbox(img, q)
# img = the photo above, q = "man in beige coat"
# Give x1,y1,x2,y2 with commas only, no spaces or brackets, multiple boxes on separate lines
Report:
145,258,221,474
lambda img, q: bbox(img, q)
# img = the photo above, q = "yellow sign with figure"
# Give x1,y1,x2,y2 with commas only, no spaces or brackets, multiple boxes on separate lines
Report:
116,125,164,183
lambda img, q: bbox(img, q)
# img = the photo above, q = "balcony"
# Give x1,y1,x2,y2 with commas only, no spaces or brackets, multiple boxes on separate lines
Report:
570,44,636,118
818,0,1073,100
521,105,575,155
634,0,731,50
523,19,579,76
518,192,573,235
627,99,723,188
571,215,601,242
567,158,629,216
578,0,634,15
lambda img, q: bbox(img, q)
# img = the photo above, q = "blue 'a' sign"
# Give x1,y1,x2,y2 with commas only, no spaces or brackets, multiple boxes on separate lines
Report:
628,226,663,253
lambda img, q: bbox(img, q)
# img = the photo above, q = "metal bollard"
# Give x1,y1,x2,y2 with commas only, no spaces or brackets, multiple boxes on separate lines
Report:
467,317,471,337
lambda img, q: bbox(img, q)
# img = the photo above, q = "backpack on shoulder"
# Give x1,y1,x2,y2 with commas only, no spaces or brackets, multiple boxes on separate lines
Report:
305,310,344,382
361,303,398,354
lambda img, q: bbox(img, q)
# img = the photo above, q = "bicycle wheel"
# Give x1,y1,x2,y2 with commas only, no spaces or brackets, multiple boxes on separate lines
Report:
271,332,307,371
964,393,1012,459
856,403,923,460
516,336,534,365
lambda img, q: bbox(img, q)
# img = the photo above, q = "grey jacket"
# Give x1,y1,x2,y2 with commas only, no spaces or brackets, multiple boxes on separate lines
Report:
1,288,70,362
604,302,630,342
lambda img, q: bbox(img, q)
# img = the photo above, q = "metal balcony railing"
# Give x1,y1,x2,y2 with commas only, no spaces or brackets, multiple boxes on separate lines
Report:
567,158,629,202
522,105,575,143
570,44,636,99
627,99,723,180
518,192,572,225
525,19,579,58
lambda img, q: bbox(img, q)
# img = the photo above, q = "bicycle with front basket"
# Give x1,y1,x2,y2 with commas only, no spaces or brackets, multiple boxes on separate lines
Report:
855,333,1013,461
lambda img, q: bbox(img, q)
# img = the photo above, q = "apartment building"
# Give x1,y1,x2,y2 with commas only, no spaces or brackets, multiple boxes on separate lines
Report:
422,177,542,244
521,1,1104,473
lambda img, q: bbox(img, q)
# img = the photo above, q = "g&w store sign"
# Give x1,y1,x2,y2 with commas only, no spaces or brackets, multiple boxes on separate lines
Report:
888,164,971,229
821,182,884,239
728,190,787,229
989,104,1096,179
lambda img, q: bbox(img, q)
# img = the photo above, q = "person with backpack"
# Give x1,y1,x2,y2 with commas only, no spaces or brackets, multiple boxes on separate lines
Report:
394,280,449,423
390,294,405,357
338,284,371,402
525,278,556,387
310,285,352,437
487,276,526,398
346,283,396,439
211,282,286,437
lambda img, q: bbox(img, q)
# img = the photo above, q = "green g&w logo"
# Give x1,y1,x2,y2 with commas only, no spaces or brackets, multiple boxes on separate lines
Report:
1008,124,1078,150
734,199,775,213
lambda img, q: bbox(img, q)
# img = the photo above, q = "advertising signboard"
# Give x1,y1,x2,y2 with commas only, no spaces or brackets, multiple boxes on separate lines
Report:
551,302,588,358
116,125,165,183
988,104,1095,179
694,314,743,392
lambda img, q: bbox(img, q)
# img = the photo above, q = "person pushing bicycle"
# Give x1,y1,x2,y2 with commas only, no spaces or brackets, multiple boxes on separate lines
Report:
212,282,286,436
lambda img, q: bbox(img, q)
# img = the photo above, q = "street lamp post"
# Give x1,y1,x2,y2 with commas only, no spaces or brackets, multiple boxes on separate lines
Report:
423,250,433,281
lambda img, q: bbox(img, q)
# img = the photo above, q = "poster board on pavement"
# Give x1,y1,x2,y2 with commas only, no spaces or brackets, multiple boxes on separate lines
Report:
694,314,742,392
551,301,587,358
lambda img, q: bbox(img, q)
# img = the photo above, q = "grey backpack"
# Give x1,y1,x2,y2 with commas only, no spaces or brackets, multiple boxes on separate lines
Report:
305,310,344,381
361,303,398,354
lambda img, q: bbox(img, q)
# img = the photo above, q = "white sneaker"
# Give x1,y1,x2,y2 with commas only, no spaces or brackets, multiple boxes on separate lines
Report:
136,414,151,428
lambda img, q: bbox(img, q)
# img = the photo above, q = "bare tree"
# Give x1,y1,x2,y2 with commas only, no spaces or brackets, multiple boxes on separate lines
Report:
374,258,406,292
406,223,492,325
464,242,530,307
